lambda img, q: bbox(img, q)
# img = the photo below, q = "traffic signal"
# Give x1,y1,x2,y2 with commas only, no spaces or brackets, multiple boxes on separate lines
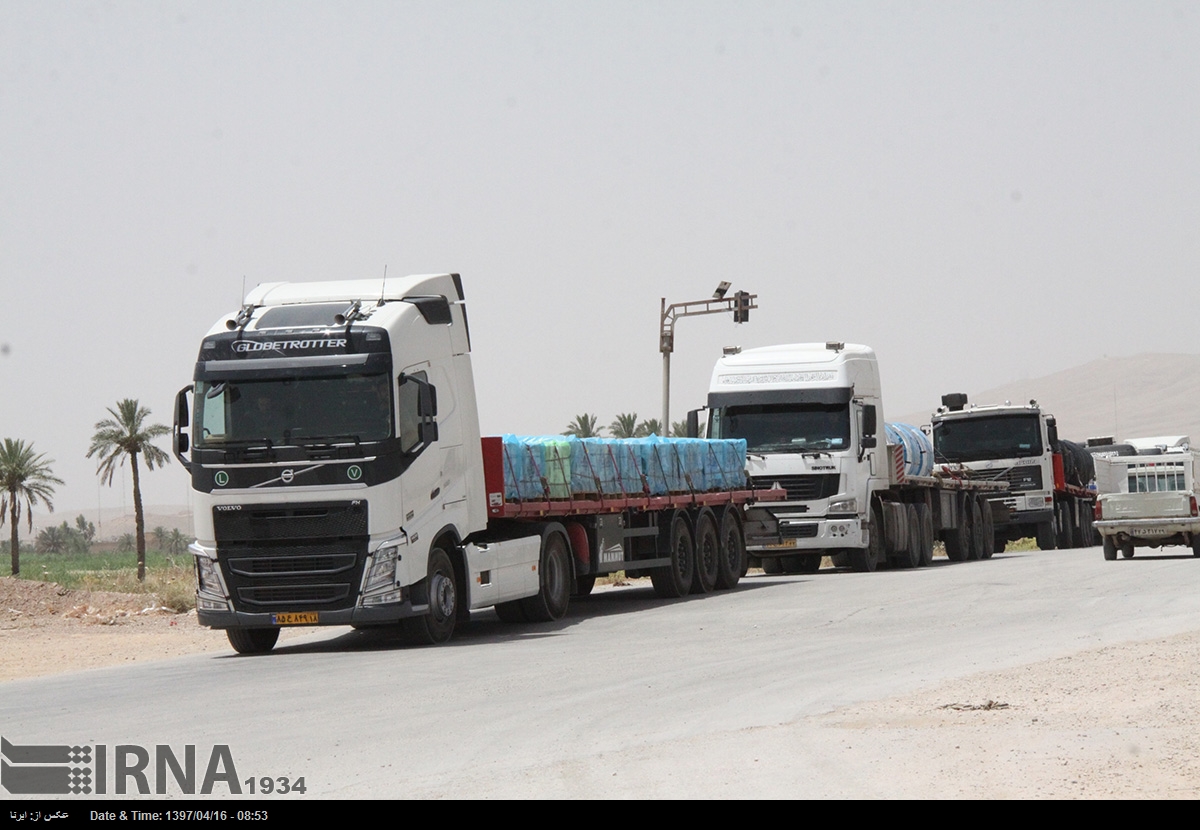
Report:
732,291,751,323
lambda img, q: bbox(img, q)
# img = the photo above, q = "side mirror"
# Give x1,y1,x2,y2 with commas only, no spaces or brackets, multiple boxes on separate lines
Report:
861,435,877,449
173,385,192,471
686,409,701,438
862,404,877,438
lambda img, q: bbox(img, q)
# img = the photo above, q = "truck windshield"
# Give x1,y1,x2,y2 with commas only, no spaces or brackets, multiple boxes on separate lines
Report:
933,414,1043,462
193,373,393,447
710,403,850,453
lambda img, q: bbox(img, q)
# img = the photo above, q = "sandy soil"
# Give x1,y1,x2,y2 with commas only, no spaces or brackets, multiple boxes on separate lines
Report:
2,576,1198,798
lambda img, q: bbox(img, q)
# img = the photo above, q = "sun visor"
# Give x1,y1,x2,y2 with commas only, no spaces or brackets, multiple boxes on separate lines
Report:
708,387,854,407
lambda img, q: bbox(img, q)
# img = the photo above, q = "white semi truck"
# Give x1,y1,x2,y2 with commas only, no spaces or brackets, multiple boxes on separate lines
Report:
1093,439,1200,559
695,343,1006,573
174,274,781,653
929,396,1098,552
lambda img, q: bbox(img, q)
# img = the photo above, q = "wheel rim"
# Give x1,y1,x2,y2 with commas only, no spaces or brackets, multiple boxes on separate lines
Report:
431,569,456,620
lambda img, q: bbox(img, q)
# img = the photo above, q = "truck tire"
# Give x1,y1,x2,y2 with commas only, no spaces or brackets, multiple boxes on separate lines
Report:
1036,520,1056,551
574,575,597,597
402,546,459,645
850,501,885,572
1192,534,1200,557
226,627,279,655
967,497,985,561
651,512,695,598
915,503,935,567
690,510,720,594
899,504,921,569
1102,537,1117,561
520,530,572,622
714,508,745,590
945,495,970,562
1120,542,1135,559
979,499,996,560
1055,501,1074,550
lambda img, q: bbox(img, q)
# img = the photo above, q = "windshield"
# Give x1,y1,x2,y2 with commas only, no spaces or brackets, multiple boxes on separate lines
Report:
933,414,1043,462
710,403,850,453
194,373,393,447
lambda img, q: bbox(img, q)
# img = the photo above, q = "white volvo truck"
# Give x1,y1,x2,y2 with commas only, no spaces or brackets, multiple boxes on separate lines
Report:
174,274,780,652
697,343,1005,573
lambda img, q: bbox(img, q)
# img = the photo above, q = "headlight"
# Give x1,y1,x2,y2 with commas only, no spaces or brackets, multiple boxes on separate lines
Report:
362,545,400,596
828,497,858,514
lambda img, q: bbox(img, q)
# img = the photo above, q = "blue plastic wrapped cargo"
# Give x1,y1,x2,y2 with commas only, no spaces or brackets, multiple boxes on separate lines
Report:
885,422,934,478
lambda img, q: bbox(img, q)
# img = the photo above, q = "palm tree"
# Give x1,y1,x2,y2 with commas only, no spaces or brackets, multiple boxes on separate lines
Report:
87,400,170,582
635,418,663,437
563,413,602,438
36,523,69,554
152,525,169,552
0,438,63,575
608,413,640,439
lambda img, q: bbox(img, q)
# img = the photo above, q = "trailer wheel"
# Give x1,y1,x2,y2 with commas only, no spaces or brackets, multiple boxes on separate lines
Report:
574,575,597,597
897,504,921,569
967,497,985,561
979,499,996,560
1055,501,1074,550
402,547,459,645
945,495,970,562
714,509,745,590
651,513,695,598
521,530,572,622
690,510,720,594
226,627,279,655
1102,537,1117,561
915,503,934,567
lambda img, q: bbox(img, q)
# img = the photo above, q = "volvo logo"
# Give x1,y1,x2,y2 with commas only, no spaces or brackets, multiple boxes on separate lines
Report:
281,469,295,484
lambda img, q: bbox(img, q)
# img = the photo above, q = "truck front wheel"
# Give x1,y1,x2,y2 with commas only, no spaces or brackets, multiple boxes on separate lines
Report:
227,627,279,655
1036,521,1056,551
402,547,458,645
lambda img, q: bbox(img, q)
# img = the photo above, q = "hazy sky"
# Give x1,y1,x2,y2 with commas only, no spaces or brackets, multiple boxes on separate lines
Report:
2,1,1197,518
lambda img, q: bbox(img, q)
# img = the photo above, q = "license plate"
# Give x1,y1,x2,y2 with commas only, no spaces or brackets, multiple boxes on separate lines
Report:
272,612,318,625
764,539,797,549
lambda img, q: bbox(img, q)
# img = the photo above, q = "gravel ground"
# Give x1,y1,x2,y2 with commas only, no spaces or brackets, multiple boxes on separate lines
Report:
2,576,1198,798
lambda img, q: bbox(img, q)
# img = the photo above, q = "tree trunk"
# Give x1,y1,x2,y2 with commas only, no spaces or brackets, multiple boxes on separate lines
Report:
131,450,146,582
8,491,18,576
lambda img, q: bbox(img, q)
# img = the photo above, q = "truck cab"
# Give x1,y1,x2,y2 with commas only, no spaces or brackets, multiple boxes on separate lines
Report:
175,274,487,651
929,396,1095,551
704,343,887,570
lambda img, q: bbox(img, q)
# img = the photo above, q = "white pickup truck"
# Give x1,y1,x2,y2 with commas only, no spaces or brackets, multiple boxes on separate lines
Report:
1093,439,1200,560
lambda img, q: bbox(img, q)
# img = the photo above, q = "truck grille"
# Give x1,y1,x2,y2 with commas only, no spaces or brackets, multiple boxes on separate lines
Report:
778,523,820,539
750,474,840,501
213,501,368,614
962,466,1043,492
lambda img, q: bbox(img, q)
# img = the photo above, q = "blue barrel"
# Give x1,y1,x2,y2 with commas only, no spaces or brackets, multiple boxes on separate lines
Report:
885,422,934,478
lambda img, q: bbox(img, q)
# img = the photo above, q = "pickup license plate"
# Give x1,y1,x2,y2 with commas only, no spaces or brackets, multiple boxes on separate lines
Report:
272,612,318,625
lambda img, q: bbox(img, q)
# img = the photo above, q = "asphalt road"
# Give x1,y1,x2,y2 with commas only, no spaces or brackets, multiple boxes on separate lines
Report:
4,545,1200,798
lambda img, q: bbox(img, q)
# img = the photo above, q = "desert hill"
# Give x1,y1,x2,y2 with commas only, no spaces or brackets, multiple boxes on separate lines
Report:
894,353,1200,444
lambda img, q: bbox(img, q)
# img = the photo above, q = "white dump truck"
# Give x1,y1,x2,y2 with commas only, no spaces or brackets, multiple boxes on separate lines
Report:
1093,438,1200,559
173,274,782,653
695,343,1006,573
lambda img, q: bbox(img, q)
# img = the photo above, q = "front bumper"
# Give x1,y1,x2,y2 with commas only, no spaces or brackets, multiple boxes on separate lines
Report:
746,514,864,554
